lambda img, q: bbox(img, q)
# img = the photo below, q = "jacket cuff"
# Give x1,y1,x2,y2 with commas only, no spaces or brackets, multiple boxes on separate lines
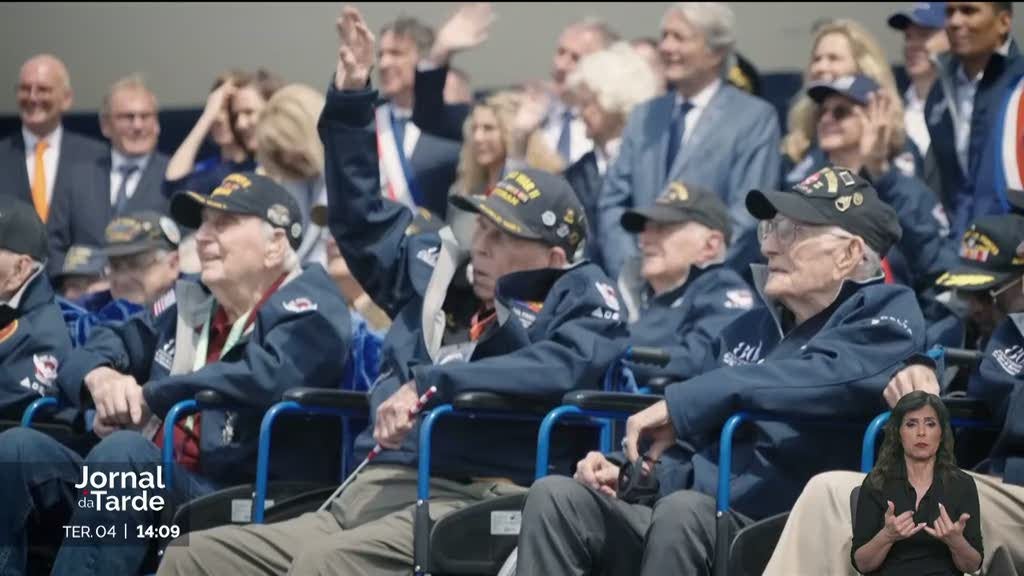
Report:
324,81,378,126
57,349,110,408
663,381,692,440
412,364,443,401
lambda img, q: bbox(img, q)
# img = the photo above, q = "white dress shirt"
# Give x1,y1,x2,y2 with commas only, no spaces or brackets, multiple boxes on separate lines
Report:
541,99,592,165
109,150,152,206
594,137,622,177
952,38,1011,174
903,86,930,155
674,78,722,148
22,125,62,206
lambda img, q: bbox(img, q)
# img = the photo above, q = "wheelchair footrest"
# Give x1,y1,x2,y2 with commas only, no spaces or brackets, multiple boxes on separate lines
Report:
430,493,527,574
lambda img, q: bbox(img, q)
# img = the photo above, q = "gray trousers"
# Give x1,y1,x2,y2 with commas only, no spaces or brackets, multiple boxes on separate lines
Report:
157,464,525,576
516,475,749,576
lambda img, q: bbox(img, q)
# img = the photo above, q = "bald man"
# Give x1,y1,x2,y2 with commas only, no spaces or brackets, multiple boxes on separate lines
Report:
0,54,105,233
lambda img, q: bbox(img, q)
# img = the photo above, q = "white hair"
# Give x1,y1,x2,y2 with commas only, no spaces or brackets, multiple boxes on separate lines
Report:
664,2,736,74
261,222,299,272
567,42,660,117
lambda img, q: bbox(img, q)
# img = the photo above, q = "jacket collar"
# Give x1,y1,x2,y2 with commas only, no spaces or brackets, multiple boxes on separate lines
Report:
2,266,49,312
749,264,885,335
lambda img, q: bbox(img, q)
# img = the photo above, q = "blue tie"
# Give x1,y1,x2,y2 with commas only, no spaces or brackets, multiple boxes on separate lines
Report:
392,113,408,160
665,100,694,178
113,163,139,216
557,109,574,162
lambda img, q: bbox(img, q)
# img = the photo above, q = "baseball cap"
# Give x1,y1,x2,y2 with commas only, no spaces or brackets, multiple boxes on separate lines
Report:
0,199,48,261
621,181,733,243
888,2,946,30
936,214,1024,291
746,166,903,256
449,169,586,255
807,74,880,106
170,172,304,249
104,211,181,258
1007,188,1024,213
53,245,107,282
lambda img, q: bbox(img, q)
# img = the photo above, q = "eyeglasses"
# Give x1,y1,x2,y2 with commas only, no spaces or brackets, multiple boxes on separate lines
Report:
819,103,854,122
758,216,857,248
107,252,162,274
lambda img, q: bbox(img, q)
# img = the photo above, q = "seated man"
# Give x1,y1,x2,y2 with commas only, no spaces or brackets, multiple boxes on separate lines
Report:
618,180,754,382
0,199,72,421
158,9,626,575
0,172,352,576
516,166,928,576
53,245,109,303
764,212,1024,576
59,211,181,347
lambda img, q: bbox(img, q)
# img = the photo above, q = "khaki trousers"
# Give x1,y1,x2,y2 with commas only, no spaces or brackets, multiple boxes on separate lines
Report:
763,470,1024,576
158,464,525,576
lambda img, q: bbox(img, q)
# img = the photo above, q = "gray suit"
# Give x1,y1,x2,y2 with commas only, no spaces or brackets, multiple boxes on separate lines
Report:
46,151,170,274
598,84,781,277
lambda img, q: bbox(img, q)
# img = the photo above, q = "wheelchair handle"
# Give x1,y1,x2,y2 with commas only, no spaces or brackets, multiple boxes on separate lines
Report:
628,346,671,367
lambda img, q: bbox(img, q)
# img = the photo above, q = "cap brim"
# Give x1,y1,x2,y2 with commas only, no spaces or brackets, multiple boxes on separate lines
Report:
936,265,1015,292
887,13,912,30
170,191,216,230
103,240,168,258
621,207,693,233
746,190,833,225
449,195,543,241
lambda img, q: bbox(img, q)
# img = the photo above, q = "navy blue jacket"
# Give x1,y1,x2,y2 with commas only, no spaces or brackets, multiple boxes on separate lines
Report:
970,312,1024,486
624,263,755,382
925,41,1024,239
320,84,629,485
657,268,927,519
0,271,73,419
55,266,352,485
411,65,471,143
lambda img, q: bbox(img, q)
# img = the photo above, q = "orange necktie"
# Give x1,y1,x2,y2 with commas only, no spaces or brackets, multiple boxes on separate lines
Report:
31,139,49,221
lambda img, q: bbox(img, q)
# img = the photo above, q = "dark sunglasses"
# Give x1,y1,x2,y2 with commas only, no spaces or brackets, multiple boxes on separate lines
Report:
819,104,854,121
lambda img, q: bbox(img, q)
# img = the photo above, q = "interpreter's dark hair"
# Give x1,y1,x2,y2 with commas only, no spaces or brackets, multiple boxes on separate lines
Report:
866,391,958,490
381,17,435,57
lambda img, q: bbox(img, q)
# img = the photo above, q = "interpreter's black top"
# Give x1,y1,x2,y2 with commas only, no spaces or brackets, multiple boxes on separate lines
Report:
852,468,983,575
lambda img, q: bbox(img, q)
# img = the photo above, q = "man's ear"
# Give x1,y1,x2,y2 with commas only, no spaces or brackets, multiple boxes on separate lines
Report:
99,112,112,140
835,237,866,279
548,246,569,269
702,229,726,263
265,230,288,267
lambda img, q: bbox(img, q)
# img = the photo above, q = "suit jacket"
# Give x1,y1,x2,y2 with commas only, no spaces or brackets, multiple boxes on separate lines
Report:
598,84,781,278
46,151,170,274
925,40,1024,240
564,151,603,263
0,127,105,207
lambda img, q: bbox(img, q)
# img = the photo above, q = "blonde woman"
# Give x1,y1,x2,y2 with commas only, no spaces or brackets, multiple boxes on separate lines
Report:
254,83,328,266
782,19,915,187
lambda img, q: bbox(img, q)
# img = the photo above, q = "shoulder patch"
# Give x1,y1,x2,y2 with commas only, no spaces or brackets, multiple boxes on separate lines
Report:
723,289,754,310
993,345,1024,376
594,282,620,312
417,246,440,268
152,289,176,317
0,319,18,344
283,297,318,313
33,354,59,386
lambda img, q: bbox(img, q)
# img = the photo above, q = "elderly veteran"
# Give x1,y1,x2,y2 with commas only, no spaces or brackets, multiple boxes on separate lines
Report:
0,172,352,576
0,199,72,421
765,213,1024,576
52,244,108,302
516,166,928,576
618,180,754,383
156,9,626,574
58,212,182,347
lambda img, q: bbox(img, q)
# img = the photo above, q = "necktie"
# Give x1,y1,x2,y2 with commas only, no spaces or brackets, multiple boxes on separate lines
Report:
113,163,139,216
31,140,49,221
665,100,694,178
392,112,409,160
557,109,574,162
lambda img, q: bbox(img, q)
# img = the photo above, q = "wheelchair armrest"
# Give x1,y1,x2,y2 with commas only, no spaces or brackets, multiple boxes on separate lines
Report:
943,348,984,367
628,346,671,367
194,390,231,408
942,396,991,421
282,388,369,411
644,377,674,394
451,391,556,416
562,390,662,413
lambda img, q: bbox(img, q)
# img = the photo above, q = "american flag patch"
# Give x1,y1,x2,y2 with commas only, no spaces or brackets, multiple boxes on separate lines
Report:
152,289,176,317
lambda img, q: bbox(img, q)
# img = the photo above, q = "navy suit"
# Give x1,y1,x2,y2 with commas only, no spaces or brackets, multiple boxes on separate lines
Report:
46,151,170,275
599,85,781,279
0,128,106,207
